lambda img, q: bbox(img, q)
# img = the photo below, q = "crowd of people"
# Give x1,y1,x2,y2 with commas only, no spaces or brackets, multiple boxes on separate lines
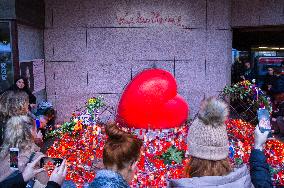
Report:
232,60,284,141
0,59,283,188
0,77,62,188
0,79,276,188
0,91,66,188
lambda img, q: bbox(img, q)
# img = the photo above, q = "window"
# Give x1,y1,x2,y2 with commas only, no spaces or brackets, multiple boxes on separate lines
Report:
0,22,14,93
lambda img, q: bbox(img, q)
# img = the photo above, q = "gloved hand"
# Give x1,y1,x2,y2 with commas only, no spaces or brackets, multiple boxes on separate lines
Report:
254,125,269,151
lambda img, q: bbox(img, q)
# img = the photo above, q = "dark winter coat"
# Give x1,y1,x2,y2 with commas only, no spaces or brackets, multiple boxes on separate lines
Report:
243,68,256,82
249,149,273,188
263,74,277,91
0,172,60,188
264,74,277,86
271,75,284,94
272,116,284,138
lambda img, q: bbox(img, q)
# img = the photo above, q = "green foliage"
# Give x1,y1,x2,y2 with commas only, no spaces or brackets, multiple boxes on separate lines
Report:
87,97,105,114
222,81,272,113
235,158,243,166
47,121,76,138
47,97,105,138
159,146,185,165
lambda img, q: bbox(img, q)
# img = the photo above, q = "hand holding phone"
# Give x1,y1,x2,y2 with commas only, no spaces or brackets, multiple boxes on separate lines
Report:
40,157,63,171
49,159,67,186
22,155,45,182
254,125,269,151
9,148,19,170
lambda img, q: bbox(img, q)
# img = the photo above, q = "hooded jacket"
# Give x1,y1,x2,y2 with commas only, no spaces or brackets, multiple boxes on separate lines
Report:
167,165,253,188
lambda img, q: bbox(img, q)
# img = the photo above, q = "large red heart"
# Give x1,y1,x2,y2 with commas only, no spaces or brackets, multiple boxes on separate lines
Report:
117,69,189,129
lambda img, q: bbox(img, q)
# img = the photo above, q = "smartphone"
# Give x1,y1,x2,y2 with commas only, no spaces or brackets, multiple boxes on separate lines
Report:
40,157,63,170
257,109,271,133
9,148,19,170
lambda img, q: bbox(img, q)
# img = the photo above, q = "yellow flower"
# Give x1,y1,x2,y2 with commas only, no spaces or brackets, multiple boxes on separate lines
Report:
74,120,83,131
88,98,96,104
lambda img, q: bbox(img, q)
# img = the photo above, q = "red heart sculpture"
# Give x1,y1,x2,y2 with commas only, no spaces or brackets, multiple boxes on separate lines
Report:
117,69,189,129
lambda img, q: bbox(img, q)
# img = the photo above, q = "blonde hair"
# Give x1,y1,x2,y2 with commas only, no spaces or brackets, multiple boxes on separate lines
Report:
0,90,29,118
0,115,36,158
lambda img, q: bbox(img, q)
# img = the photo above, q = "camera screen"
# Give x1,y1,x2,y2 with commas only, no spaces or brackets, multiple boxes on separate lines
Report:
10,150,18,168
259,118,271,130
40,157,63,171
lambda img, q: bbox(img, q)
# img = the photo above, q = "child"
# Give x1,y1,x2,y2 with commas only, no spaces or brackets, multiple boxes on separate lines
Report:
35,102,56,140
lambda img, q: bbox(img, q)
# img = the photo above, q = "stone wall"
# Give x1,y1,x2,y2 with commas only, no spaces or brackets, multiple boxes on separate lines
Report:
18,24,44,62
231,0,284,27
44,0,232,122
17,24,45,102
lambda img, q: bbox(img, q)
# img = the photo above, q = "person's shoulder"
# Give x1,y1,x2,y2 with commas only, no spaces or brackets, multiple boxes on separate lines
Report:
90,176,129,188
90,177,118,188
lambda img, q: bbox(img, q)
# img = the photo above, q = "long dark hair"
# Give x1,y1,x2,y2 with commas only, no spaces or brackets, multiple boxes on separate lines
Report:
12,77,29,91
10,77,36,104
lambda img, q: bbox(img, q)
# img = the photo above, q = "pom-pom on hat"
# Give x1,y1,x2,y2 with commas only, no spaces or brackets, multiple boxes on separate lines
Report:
187,97,229,160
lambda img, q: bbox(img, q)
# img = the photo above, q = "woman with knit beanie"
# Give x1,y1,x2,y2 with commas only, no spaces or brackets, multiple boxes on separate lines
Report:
168,97,272,188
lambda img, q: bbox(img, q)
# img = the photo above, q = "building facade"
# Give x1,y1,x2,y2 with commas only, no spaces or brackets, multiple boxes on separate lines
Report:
1,0,284,122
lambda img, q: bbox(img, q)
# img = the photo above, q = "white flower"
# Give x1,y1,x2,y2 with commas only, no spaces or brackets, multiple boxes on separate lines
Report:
252,79,256,83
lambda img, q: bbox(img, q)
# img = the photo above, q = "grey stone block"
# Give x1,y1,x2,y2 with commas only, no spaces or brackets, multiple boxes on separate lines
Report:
99,93,121,114
53,92,94,123
18,25,44,61
259,0,284,25
87,27,206,61
44,28,87,61
179,89,205,118
45,62,56,97
231,0,261,27
54,64,87,95
175,60,206,93
0,0,15,19
205,30,232,95
87,28,135,61
131,60,174,78
47,0,86,28
44,0,53,28
86,62,131,93
133,28,206,60
44,29,54,62
207,0,231,29
84,0,206,28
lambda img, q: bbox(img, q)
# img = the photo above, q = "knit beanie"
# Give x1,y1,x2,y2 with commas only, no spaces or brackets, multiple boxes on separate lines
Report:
187,97,229,160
